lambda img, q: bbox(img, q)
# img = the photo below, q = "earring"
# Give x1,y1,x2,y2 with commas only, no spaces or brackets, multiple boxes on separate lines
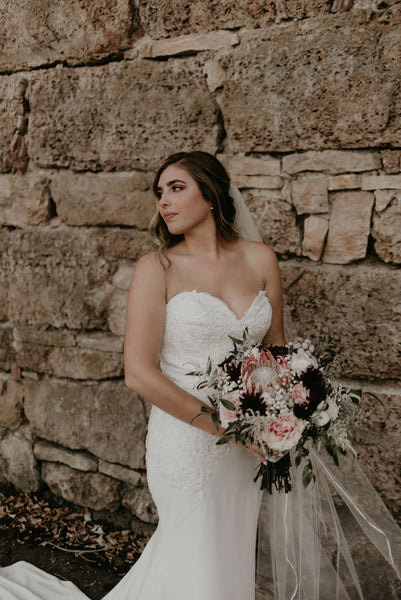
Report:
210,205,214,211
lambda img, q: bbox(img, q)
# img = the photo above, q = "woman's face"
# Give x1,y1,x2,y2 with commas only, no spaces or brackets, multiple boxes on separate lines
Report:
156,164,213,235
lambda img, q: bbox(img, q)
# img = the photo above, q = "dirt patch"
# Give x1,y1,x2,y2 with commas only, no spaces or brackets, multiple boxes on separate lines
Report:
0,482,151,599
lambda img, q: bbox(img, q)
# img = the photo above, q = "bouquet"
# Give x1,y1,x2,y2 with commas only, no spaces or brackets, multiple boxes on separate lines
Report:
187,328,367,494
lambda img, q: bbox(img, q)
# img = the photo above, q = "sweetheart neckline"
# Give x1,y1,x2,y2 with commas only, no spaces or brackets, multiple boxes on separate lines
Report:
166,289,270,322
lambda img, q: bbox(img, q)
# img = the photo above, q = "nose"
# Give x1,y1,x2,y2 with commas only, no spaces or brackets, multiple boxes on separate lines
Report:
159,191,171,207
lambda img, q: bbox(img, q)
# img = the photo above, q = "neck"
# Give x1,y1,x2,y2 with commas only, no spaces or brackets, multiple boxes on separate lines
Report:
182,222,230,260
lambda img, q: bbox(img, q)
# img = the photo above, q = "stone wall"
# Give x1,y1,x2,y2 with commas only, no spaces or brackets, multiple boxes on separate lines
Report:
0,0,400,554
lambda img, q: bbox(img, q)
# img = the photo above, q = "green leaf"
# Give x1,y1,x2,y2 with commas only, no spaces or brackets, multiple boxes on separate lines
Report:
196,381,209,389
220,398,236,410
190,412,202,425
228,335,243,345
295,454,302,468
211,411,220,430
302,464,314,488
216,436,231,445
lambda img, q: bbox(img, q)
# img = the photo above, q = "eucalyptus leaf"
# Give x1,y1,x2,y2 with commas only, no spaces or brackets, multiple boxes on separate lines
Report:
220,398,236,410
216,436,231,445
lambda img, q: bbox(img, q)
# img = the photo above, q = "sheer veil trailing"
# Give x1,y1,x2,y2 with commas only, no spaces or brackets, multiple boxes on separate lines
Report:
229,182,401,599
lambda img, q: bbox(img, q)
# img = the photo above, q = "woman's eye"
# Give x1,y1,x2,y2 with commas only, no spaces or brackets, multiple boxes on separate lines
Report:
172,186,183,192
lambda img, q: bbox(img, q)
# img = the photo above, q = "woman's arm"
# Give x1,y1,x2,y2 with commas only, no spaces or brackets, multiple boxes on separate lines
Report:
259,245,286,346
123,251,225,437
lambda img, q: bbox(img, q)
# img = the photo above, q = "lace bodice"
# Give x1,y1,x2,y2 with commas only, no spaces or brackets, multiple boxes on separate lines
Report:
145,289,272,510
158,289,272,399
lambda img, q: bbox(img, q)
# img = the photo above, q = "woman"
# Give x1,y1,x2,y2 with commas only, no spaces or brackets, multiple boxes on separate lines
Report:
1,151,400,599
117,150,285,599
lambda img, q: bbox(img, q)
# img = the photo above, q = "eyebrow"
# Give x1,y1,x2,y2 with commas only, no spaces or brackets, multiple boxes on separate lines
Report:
156,179,186,191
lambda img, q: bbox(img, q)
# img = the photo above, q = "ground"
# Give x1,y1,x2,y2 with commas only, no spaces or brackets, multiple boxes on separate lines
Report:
0,482,151,599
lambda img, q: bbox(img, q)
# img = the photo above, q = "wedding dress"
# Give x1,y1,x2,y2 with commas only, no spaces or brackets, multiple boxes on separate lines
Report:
0,289,272,600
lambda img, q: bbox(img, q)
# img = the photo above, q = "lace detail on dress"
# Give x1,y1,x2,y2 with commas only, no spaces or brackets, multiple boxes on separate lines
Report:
145,290,272,511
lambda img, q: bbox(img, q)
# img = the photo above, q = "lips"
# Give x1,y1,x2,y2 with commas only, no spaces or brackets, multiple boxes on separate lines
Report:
164,212,177,220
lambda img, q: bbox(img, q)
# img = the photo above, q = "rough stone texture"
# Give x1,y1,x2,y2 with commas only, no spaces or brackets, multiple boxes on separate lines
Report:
216,16,401,153
283,150,380,175
217,153,280,176
0,0,139,72
14,343,123,380
24,379,146,469
0,173,52,226
0,378,24,427
328,173,362,190
233,175,283,190
122,484,158,524
51,171,156,228
372,193,401,264
108,261,135,336
374,190,395,213
204,59,227,93
41,462,121,511
13,325,76,347
281,260,401,380
352,384,401,521
75,331,124,353
100,229,154,260
34,440,98,472
322,191,374,264
137,0,334,38
112,262,135,290
0,75,27,173
291,176,329,214
0,377,25,430
99,460,141,486
381,149,401,174
0,226,116,329
0,425,39,492
243,190,302,257
26,60,221,172
108,288,129,336
362,174,401,190
302,215,329,261
47,347,123,380
0,324,16,370
129,30,240,59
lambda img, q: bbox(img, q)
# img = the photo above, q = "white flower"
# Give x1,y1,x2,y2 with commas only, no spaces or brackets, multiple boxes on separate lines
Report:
288,348,318,375
312,410,331,427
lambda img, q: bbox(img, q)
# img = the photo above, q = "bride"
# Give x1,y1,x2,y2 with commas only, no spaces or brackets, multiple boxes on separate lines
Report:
0,150,400,599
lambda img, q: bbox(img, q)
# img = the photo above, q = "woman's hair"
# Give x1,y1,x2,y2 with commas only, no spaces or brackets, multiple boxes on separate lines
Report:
148,151,240,269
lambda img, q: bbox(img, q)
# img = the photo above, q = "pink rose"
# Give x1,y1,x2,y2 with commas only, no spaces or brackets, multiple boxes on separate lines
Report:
290,382,310,406
263,414,306,452
219,392,241,428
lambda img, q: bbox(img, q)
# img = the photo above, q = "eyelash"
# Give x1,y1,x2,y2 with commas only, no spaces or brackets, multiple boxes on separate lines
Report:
157,185,183,198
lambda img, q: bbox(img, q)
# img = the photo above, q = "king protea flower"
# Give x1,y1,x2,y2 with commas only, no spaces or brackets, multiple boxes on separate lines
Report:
241,348,291,394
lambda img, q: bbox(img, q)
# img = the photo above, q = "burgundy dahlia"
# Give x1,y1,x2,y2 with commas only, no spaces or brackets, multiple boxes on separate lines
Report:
293,366,327,419
239,391,268,416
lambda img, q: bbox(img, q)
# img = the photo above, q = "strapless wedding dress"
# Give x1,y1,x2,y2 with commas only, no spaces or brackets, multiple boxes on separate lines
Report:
0,289,273,600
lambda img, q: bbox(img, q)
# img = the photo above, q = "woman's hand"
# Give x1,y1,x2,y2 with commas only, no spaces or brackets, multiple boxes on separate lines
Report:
230,436,285,465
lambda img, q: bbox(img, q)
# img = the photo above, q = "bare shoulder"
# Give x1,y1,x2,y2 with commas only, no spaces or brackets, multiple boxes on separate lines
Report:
133,250,165,276
129,250,166,298
240,239,278,266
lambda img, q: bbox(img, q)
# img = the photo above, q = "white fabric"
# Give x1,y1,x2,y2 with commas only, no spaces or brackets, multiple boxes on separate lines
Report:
0,289,273,599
